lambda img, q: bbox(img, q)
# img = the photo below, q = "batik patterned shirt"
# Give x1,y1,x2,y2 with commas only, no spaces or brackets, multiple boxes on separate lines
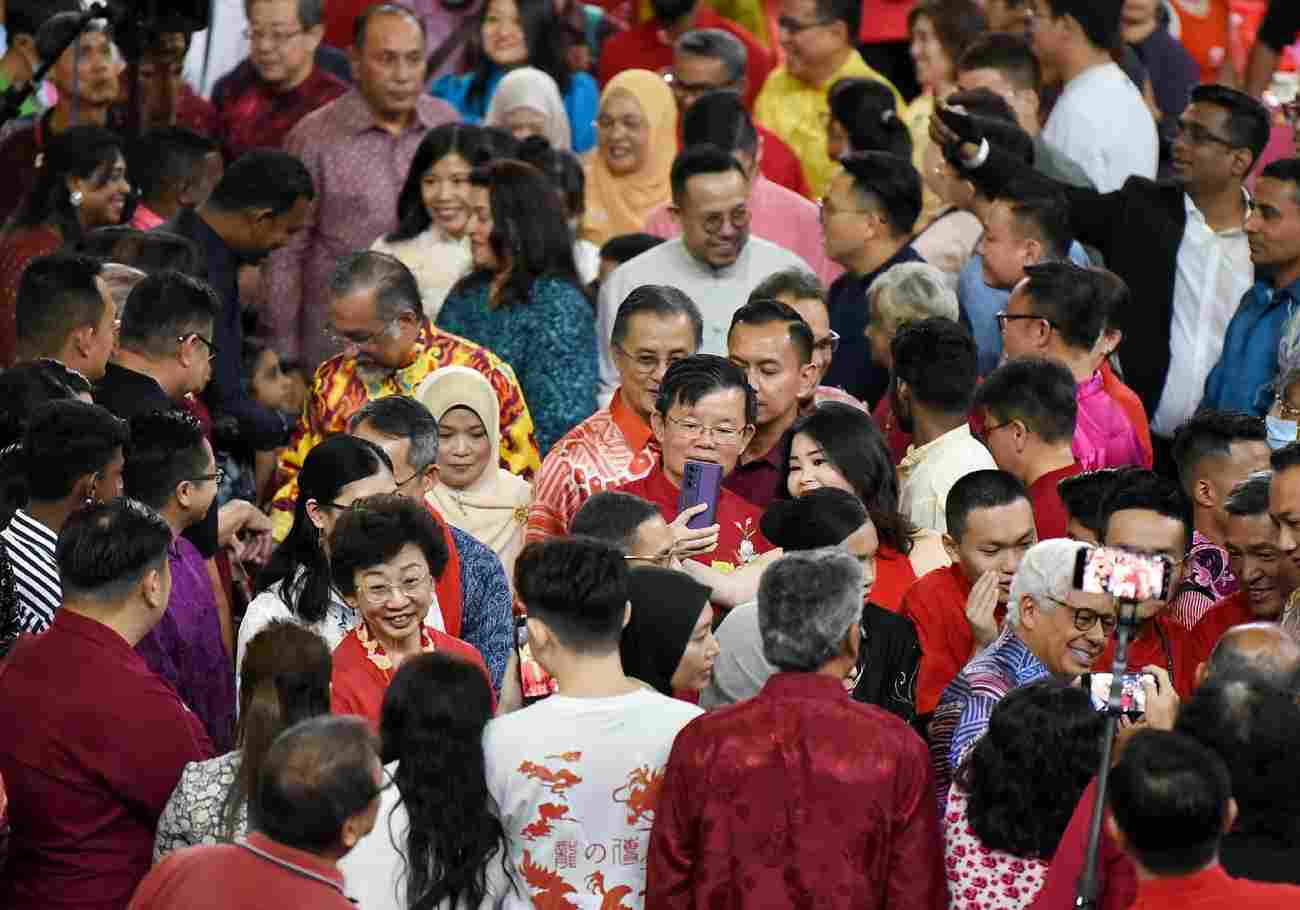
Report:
1168,530,1238,629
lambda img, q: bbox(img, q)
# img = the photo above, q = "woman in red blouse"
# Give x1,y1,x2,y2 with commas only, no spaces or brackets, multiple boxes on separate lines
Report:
0,125,129,367
328,494,492,728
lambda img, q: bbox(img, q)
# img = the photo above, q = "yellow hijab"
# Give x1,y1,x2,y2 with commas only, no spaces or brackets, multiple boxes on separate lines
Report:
581,69,678,247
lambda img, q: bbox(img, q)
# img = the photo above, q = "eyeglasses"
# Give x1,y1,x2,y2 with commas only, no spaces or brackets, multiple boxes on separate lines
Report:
596,114,646,133
1046,596,1118,635
995,312,1055,333
777,15,834,34
977,419,1013,444
242,27,305,46
1173,120,1237,149
359,571,432,607
392,467,425,488
664,413,746,446
614,345,687,376
181,333,217,361
624,547,683,569
325,323,390,348
813,329,841,355
190,468,226,485
665,72,741,96
699,207,751,235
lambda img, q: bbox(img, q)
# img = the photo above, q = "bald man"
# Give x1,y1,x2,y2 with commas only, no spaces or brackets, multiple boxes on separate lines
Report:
1194,622,1300,692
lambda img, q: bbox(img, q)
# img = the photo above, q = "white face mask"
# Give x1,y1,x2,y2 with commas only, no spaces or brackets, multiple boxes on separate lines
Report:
1266,414,1298,451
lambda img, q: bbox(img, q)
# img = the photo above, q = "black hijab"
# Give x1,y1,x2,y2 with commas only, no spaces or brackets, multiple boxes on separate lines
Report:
621,566,712,696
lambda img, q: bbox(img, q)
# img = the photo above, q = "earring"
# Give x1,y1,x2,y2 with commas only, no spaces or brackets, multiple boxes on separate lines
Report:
70,190,83,208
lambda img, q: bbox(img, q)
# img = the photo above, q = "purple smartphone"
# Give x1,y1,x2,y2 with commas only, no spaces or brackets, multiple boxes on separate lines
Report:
678,459,723,530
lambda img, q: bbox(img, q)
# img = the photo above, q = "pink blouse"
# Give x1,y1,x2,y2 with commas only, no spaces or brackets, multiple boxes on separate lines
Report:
943,786,1049,910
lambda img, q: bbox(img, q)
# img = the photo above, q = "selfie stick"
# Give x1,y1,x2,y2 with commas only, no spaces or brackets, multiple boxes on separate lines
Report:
0,3,117,130
1074,596,1141,910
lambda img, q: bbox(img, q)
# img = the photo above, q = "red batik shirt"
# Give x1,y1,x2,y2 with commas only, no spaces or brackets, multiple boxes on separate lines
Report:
213,63,348,162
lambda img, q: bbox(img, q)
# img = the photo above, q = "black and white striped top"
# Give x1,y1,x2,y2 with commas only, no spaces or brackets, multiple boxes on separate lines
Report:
2,509,61,633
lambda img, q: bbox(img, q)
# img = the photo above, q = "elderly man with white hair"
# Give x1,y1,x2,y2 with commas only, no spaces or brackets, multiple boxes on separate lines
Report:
928,537,1117,811
647,548,945,909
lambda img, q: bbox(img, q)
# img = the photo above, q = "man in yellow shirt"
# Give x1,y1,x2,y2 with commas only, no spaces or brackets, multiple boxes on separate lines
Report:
755,0,903,200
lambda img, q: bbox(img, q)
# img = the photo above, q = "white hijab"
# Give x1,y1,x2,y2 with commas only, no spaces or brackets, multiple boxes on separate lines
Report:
484,66,572,151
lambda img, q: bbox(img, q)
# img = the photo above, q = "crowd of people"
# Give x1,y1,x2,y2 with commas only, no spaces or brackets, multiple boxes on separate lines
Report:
0,0,1299,906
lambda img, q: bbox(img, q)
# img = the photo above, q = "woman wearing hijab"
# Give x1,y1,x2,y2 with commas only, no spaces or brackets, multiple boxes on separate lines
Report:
417,365,533,586
621,566,719,700
580,69,677,248
484,67,572,151
703,487,921,726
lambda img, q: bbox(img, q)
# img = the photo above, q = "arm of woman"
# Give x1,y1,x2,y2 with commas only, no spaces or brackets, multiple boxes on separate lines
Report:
521,280,599,454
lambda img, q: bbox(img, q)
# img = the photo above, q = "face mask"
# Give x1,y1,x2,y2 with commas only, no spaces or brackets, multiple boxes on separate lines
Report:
1266,414,1297,451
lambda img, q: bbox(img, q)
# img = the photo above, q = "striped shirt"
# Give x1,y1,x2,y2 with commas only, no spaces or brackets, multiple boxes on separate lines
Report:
3,509,61,633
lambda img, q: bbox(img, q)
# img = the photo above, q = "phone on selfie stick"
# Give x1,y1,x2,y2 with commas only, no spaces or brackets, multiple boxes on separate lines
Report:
1072,546,1172,909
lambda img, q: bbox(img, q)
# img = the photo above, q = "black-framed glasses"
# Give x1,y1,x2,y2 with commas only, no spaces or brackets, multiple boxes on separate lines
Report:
777,15,834,34
664,414,747,446
995,312,1055,332
190,468,226,485
701,206,751,235
392,467,424,488
977,419,1013,444
242,27,305,46
1046,596,1118,635
813,329,841,355
181,333,217,361
613,345,688,376
624,546,683,569
1173,120,1237,149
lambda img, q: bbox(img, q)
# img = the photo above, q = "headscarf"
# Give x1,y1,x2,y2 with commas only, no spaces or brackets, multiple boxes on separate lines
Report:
416,366,532,581
484,67,572,151
581,69,677,247
620,565,712,696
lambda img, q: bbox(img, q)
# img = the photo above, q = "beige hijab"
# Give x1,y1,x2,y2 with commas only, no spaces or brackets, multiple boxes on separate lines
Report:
417,366,532,580
485,67,572,151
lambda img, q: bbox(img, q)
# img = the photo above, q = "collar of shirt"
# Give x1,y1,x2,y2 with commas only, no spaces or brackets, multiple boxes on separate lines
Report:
1183,185,1251,236
1133,864,1237,905
737,433,786,473
899,423,978,475
51,606,137,654
238,832,347,893
334,88,444,138
354,316,440,385
610,388,655,453
674,235,749,279
758,670,852,701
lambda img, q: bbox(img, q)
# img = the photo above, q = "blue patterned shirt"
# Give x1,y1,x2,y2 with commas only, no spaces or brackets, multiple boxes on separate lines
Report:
928,625,1051,811
451,525,514,695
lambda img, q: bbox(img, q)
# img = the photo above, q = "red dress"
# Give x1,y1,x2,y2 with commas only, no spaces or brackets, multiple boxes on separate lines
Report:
0,226,61,367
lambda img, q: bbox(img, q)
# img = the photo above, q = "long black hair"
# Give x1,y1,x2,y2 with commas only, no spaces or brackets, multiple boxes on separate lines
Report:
381,652,508,909
461,158,581,309
7,125,124,241
464,0,572,111
0,360,92,526
781,402,916,555
256,435,393,624
387,124,493,244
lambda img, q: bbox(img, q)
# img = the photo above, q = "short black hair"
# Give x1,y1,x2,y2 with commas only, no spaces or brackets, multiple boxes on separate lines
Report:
749,268,824,306
1108,730,1231,876
1223,470,1272,518
118,270,221,359
77,227,202,277
569,491,662,550
254,715,381,852
56,498,173,603
610,285,704,351
600,233,664,266
812,0,860,39
348,396,440,473
943,87,1019,125
656,354,758,426
1171,411,1268,492
840,152,923,236
515,135,586,220
514,537,630,654
1270,441,1300,474
328,494,451,597
670,144,748,204
328,250,422,322
1058,468,1134,539
127,127,218,206
946,470,1029,540
974,357,1078,445
1260,157,1300,196
1091,267,1130,335
1020,261,1104,353
1099,469,1193,546
891,317,979,414
1191,84,1272,173
727,299,814,364
956,32,1041,91
15,254,107,361
682,92,757,158
1042,0,1121,50
993,175,1072,260
123,410,210,512
675,28,747,82
23,401,128,503
208,150,315,216
827,78,913,160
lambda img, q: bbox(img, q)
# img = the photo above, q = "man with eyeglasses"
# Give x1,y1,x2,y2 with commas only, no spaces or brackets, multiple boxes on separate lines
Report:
211,0,348,163
753,0,901,200
271,250,538,542
570,491,685,569
530,286,702,544
928,537,1117,812
614,355,775,573
595,145,809,394
933,85,1270,478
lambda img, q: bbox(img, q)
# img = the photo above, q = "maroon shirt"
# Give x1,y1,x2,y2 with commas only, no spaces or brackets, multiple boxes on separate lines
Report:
212,62,348,162
647,672,947,909
0,610,213,910
722,436,786,510
0,112,54,230
1027,462,1083,541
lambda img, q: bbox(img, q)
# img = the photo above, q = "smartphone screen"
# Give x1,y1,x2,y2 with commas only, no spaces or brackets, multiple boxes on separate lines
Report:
1073,547,1171,602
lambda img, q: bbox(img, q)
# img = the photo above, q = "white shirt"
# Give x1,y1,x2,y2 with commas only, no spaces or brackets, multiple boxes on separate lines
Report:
484,689,702,909
1151,192,1253,435
183,3,250,99
1043,62,1157,193
595,236,812,401
897,424,997,534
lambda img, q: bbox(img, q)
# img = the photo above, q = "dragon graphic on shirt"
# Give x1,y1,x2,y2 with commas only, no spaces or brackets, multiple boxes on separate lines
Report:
611,765,664,829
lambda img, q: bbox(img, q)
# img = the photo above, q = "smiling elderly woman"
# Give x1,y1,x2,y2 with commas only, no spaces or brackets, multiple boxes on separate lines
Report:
328,493,492,728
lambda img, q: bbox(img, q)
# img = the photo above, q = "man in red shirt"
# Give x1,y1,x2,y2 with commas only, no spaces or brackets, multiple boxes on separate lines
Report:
974,356,1083,540
598,0,772,111
0,500,213,910
903,468,1037,715
129,716,381,910
616,354,774,572
1108,730,1300,910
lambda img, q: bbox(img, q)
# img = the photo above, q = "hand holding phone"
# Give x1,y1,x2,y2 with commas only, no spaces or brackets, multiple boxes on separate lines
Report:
678,459,723,530
1084,672,1155,719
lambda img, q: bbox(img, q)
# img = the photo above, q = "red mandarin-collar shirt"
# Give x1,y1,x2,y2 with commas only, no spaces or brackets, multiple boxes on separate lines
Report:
1097,612,1203,699
1189,591,1260,658
1129,864,1300,909
0,610,213,910
1028,463,1084,541
646,672,947,910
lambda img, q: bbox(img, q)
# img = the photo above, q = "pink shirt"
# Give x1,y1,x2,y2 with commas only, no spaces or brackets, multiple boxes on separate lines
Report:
1073,371,1146,471
643,175,842,287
